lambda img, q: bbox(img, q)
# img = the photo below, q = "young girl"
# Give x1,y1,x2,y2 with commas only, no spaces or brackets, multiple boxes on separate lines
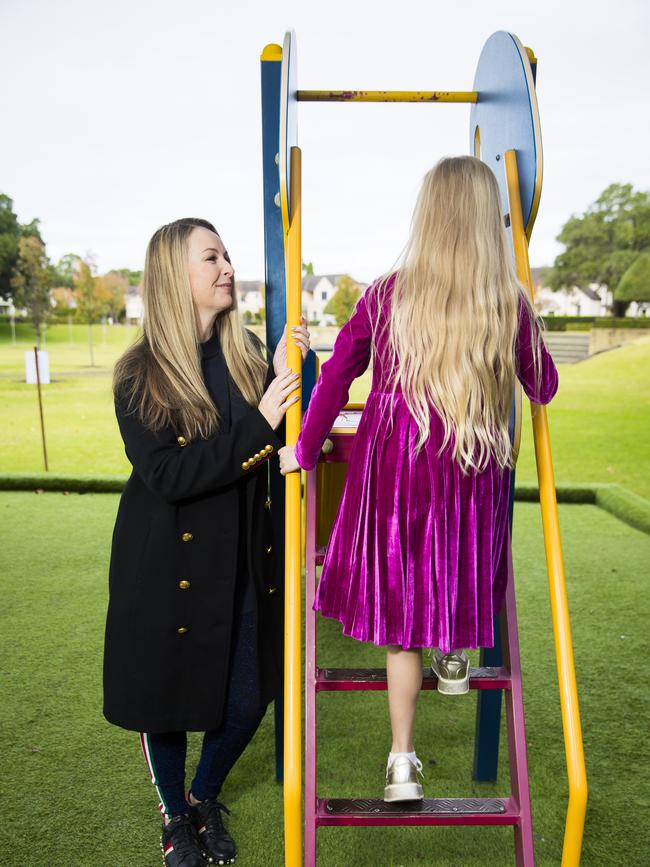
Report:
279,156,558,802
104,218,309,865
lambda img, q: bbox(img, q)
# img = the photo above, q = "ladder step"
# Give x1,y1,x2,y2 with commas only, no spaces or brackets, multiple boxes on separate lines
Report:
317,797,518,826
316,666,510,690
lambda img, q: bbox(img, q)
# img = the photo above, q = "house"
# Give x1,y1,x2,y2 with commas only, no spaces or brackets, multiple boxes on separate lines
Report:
125,285,144,324
232,274,368,326
530,269,612,316
236,280,265,317
302,274,368,325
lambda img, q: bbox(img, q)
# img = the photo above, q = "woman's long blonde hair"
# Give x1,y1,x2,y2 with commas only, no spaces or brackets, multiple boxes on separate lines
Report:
373,156,542,473
113,218,267,439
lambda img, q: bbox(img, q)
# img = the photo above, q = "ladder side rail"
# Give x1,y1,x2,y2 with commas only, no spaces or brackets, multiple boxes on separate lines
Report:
501,556,535,865
304,466,318,867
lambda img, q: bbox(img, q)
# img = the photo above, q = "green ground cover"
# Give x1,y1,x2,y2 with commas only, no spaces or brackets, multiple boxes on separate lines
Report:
1,323,649,500
0,492,648,865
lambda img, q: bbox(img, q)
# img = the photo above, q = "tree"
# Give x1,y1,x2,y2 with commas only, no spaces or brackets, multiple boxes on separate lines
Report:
615,253,650,307
546,183,650,316
53,253,82,288
324,275,361,327
10,236,53,347
73,257,103,366
302,260,314,276
96,270,129,321
114,267,143,286
0,194,42,300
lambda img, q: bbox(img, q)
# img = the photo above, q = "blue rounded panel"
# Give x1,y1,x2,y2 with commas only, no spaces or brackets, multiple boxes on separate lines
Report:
470,31,542,237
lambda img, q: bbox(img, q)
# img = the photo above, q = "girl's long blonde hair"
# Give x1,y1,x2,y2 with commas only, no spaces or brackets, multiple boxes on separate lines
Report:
373,156,542,473
113,218,267,439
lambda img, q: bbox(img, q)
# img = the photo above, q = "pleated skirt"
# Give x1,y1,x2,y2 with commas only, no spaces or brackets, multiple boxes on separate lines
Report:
313,392,511,653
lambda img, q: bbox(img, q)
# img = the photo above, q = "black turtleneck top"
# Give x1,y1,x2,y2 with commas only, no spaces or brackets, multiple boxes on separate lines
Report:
200,327,255,616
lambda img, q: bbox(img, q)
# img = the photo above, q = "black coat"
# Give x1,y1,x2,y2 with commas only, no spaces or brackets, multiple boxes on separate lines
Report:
103,356,284,733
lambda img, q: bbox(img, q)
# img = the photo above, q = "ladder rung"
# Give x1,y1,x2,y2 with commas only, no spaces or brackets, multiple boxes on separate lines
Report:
316,666,511,691
316,797,518,826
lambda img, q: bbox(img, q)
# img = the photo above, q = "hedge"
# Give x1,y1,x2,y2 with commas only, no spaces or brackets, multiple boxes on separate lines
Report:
592,317,650,329
1,475,648,535
543,316,650,332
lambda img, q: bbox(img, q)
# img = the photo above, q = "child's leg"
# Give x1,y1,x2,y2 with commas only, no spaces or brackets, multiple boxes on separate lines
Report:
139,731,188,820
386,645,423,753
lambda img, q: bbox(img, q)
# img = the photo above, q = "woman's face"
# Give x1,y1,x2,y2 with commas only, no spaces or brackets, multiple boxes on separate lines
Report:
187,226,234,320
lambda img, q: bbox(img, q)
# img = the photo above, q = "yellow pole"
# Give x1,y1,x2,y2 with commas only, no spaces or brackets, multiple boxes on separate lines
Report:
284,145,303,867
504,149,587,867
298,89,477,103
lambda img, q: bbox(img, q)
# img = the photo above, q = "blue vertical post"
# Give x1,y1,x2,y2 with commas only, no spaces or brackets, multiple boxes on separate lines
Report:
261,42,317,784
261,43,286,784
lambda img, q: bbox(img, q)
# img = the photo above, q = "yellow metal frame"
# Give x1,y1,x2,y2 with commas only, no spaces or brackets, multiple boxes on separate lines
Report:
284,145,303,866
504,149,587,866
297,90,477,103
261,43,282,61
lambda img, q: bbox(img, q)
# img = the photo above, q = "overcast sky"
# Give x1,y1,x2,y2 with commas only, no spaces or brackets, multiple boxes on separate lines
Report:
1,0,648,282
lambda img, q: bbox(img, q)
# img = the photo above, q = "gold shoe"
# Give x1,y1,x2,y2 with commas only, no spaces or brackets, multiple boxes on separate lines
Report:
431,649,470,695
383,755,424,802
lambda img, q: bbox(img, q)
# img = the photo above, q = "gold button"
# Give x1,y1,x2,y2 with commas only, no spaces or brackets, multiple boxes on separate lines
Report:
177,436,187,447
266,545,272,554
242,460,250,470
254,452,262,461
264,498,271,510
265,444,273,453
268,587,277,595
181,532,193,542
177,626,189,634
178,580,191,590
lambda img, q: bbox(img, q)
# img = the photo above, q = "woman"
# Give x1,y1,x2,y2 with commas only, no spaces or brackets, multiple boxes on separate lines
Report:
103,217,309,866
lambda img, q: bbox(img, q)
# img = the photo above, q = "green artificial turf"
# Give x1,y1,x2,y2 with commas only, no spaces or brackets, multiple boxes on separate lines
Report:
1,491,649,866
1,324,650,500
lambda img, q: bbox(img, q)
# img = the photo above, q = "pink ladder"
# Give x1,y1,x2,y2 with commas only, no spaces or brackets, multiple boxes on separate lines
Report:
303,433,535,865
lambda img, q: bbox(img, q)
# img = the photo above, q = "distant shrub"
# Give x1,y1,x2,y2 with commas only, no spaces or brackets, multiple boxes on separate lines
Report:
542,316,649,331
593,317,650,329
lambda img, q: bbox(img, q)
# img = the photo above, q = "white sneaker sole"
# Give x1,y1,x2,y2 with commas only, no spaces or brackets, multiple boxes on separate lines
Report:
383,782,424,802
431,661,470,695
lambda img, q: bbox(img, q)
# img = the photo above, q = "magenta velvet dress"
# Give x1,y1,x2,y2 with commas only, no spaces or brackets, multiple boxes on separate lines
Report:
294,276,559,652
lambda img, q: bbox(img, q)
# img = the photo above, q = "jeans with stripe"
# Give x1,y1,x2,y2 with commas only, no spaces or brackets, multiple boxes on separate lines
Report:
140,611,266,817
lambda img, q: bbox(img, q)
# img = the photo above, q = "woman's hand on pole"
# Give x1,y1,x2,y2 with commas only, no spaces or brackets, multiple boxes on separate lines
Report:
278,445,301,475
258,368,300,430
273,315,310,376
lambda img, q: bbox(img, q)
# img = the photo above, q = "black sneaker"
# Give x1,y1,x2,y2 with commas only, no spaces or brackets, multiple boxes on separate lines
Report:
190,798,237,865
161,813,207,867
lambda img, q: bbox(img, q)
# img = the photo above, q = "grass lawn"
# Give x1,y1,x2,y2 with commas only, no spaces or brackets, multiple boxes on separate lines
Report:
1,491,649,866
1,322,649,501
